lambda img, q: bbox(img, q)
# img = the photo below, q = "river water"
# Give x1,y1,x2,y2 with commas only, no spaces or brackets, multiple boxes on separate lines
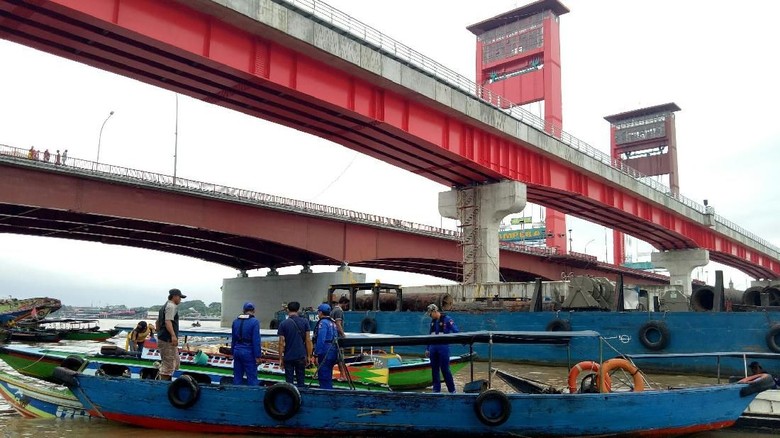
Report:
0,319,773,437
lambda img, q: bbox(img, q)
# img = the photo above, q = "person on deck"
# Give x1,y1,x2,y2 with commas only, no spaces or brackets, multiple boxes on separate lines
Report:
313,303,339,389
425,303,459,393
277,301,312,388
749,361,780,388
231,302,262,385
156,288,186,381
331,296,349,338
127,320,153,352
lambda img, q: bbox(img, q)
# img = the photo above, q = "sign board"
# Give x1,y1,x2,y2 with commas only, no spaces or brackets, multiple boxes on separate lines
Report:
498,227,546,242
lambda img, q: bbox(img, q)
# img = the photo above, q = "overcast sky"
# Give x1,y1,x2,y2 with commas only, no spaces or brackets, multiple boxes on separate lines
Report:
1,0,778,306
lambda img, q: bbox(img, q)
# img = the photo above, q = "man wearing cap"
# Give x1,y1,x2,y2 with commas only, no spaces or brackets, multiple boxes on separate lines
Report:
156,288,186,381
231,302,262,385
313,303,339,389
425,303,459,393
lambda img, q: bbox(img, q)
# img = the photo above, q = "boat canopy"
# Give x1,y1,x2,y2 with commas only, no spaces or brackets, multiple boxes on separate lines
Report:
338,330,601,348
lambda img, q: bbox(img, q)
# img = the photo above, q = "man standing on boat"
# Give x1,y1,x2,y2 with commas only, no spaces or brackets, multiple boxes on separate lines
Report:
277,301,313,388
231,302,262,385
331,296,349,338
425,303,459,393
313,303,339,389
156,288,186,381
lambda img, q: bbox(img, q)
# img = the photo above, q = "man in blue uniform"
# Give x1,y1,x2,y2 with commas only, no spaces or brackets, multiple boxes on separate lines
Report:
231,302,262,385
313,303,339,389
425,303,459,393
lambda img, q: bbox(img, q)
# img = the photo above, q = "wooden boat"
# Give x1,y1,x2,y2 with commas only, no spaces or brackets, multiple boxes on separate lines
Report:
0,344,390,391
15,318,120,341
53,330,774,436
0,297,61,326
116,324,471,389
0,369,90,419
7,329,61,343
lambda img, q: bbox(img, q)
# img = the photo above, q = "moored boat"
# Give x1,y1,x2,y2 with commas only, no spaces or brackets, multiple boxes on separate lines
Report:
52,330,774,436
0,369,90,419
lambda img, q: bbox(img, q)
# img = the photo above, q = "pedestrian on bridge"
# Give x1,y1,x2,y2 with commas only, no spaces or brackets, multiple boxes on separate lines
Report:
43,149,50,162
62,149,68,165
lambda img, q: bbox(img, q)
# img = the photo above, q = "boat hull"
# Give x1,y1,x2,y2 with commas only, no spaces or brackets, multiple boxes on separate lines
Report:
0,370,90,419
345,311,780,375
67,372,759,436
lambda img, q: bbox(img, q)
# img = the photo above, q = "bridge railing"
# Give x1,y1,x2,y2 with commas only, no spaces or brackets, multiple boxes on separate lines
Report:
279,0,779,254
0,144,580,260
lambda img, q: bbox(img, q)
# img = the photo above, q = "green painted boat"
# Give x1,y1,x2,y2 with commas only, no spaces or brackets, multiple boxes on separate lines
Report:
351,352,475,389
0,344,389,391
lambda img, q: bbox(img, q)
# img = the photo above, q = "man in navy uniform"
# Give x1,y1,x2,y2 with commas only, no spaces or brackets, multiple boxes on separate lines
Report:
313,303,339,389
231,302,262,385
425,303,459,393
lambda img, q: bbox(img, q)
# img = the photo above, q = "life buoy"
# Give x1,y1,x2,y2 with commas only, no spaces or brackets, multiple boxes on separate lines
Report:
545,319,572,332
360,317,377,334
567,361,602,393
598,358,645,393
638,321,670,350
263,383,301,421
168,375,200,409
60,355,86,372
269,319,279,330
474,389,511,426
737,373,777,397
766,324,780,353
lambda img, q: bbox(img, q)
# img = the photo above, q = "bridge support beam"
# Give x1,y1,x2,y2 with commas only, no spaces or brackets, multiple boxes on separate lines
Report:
439,180,527,284
651,249,709,296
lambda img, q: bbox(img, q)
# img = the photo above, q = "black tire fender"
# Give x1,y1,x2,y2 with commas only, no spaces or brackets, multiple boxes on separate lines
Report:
545,319,571,332
766,324,780,353
168,375,200,409
474,389,511,426
52,366,79,387
263,383,301,421
360,317,377,334
60,355,86,372
638,321,670,350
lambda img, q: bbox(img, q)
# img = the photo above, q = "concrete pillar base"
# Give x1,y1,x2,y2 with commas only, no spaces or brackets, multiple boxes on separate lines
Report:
438,180,527,284
651,249,709,296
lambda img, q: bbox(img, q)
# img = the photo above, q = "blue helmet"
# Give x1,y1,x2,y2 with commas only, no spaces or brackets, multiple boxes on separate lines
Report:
243,302,255,312
317,303,331,314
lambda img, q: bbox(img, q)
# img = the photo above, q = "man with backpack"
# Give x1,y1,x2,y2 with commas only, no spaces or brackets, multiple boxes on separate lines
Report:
277,301,312,388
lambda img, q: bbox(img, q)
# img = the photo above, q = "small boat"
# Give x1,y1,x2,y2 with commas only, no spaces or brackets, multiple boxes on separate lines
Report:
0,297,61,326
8,329,61,343
0,369,90,419
16,318,120,341
53,330,775,436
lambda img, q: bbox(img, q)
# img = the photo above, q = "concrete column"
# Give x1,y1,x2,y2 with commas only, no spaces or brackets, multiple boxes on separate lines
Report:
439,180,526,284
651,249,709,296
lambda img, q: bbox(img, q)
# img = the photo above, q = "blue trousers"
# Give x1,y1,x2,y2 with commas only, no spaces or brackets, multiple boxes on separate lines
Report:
232,348,257,386
430,346,455,393
284,358,307,388
317,351,339,389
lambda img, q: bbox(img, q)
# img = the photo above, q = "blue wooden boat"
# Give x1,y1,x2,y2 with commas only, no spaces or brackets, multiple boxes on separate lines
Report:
54,330,774,436
0,369,90,419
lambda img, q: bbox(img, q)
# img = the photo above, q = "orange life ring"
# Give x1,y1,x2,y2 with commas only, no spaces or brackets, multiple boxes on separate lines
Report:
567,361,601,393
598,358,645,393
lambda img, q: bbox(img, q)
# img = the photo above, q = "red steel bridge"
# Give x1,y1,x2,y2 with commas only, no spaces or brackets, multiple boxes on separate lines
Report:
0,0,777,279
0,145,670,284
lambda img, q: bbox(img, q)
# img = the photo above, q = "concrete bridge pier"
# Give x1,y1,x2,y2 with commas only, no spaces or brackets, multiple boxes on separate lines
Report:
221,266,365,329
651,249,709,296
438,180,527,285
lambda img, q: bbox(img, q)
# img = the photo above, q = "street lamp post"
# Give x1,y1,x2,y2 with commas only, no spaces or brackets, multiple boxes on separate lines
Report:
96,110,115,163
584,238,595,254
568,228,573,254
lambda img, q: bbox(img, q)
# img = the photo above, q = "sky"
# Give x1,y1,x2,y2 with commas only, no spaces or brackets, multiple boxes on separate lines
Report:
1,0,779,306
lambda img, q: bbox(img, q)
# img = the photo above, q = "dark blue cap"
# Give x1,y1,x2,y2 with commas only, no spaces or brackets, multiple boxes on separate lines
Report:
243,302,255,312
317,303,331,314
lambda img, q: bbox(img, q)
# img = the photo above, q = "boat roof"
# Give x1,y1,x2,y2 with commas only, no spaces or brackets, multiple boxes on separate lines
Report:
338,330,600,348
32,318,99,324
114,324,391,340
627,352,780,360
